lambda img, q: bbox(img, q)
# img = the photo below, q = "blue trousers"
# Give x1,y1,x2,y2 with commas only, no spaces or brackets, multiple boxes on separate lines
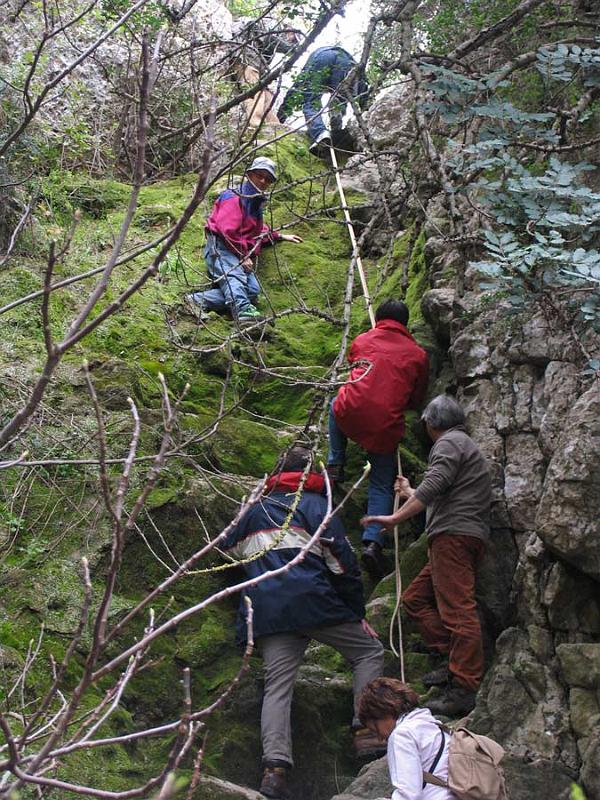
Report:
328,400,396,547
189,234,260,315
278,47,354,143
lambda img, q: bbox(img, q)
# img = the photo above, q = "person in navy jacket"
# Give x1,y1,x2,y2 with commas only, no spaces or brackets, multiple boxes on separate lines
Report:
223,446,384,799
327,299,429,577
186,156,302,323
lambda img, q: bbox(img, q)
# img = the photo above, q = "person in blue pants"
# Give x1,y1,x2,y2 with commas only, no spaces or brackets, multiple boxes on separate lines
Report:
326,300,429,578
277,45,369,153
186,156,302,323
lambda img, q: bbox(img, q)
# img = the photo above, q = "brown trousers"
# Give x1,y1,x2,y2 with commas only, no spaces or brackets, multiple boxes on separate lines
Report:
403,533,484,691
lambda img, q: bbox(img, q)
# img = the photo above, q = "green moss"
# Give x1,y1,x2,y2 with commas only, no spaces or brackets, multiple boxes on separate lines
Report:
0,131,441,799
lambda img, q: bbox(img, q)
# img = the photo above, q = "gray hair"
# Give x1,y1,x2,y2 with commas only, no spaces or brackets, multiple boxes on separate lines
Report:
421,395,465,431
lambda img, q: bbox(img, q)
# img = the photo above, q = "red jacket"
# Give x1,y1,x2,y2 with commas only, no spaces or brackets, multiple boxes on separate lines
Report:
334,319,429,454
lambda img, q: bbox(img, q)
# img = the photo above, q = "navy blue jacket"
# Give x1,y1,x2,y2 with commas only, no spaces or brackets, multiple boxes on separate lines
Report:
223,472,365,642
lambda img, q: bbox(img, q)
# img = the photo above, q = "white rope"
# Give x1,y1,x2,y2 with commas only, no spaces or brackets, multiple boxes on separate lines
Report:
328,141,405,681
329,145,376,328
389,450,405,682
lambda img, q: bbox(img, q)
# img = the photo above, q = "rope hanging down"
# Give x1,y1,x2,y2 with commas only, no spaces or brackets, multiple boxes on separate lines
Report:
328,143,406,683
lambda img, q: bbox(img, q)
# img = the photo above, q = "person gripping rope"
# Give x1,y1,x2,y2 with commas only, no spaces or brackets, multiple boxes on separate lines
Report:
327,300,429,578
186,157,302,323
277,45,369,155
361,395,492,717
222,446,385,800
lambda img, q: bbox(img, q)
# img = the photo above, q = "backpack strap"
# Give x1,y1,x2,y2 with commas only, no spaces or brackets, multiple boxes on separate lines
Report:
422,729,447,789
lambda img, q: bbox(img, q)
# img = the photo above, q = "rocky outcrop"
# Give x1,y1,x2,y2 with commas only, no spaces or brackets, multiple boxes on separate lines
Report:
335,80,600,799
536,385,600,580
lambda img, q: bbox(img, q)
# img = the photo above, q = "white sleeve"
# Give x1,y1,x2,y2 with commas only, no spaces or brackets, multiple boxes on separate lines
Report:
388,729,424,800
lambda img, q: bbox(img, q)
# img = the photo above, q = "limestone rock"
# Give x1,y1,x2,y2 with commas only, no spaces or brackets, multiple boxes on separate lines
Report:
471,628,577,770
556,643,600,688
541,563,600,636
538,362,581,457
536,384,600,580
365,84,414,148
501,756,573,800
450,318,494,380
567,688,600,740
503,434,545,531
505,310,580,365
421,288,455,345
580,731,600,800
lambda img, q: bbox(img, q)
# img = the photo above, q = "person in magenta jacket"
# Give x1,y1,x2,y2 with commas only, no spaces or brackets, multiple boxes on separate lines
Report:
186,156,302,323
327,299,429,576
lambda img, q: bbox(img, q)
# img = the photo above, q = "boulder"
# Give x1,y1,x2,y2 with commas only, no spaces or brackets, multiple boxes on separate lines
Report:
364,84,414,148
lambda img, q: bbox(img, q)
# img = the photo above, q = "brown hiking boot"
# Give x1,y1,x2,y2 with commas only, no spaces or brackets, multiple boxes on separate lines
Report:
259,766,290,799
425,683,477,717
352,727,387,759
361,541,387,579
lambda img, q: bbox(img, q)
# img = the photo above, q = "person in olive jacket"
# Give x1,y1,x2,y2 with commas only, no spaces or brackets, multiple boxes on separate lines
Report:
361,395,492,717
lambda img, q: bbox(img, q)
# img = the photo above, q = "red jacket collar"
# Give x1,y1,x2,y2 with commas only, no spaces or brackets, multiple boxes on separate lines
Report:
375,319,412,336
266,471,326,495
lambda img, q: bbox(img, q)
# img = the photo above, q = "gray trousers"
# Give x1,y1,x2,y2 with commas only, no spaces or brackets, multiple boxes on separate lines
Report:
258,621,385,766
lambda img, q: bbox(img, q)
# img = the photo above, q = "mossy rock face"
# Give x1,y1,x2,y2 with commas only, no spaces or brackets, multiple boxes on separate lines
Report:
0,131,438,798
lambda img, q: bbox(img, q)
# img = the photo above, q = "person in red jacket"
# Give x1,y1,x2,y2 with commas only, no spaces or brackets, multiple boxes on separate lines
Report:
186,156,302,323
327,299,429,576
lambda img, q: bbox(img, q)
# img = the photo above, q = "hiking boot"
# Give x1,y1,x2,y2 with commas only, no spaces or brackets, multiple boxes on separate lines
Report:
352,727,387,760
259,765,290,799
361,541,387,579
237,304,264,324
425,683,477,717
326,463,345,484
309,130,332,155
422,665,450,688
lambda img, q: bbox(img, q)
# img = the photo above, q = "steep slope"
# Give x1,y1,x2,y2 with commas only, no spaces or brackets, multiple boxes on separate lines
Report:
0,135,434,798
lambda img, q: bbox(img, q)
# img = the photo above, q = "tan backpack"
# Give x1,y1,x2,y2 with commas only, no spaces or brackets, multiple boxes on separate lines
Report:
423,725,509,800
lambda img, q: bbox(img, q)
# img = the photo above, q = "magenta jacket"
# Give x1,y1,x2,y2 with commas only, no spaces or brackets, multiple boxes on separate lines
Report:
205,181,282,258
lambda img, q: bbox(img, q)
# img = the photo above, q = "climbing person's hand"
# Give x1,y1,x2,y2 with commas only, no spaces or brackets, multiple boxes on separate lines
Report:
280,233,303,244
394,476,413,499
360,514,396,532
361,619,380,639
241,257,254,273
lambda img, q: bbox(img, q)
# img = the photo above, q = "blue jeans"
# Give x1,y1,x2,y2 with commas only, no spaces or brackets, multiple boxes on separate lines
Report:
328,400,396,547
279,47,354,143
189,234,260,315
303,93,347,143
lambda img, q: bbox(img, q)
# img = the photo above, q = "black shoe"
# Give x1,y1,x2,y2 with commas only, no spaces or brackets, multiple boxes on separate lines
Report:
309,131,332,155
361,542,387,578
422,665,450,688
259,765,290,799
425,683,477,717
